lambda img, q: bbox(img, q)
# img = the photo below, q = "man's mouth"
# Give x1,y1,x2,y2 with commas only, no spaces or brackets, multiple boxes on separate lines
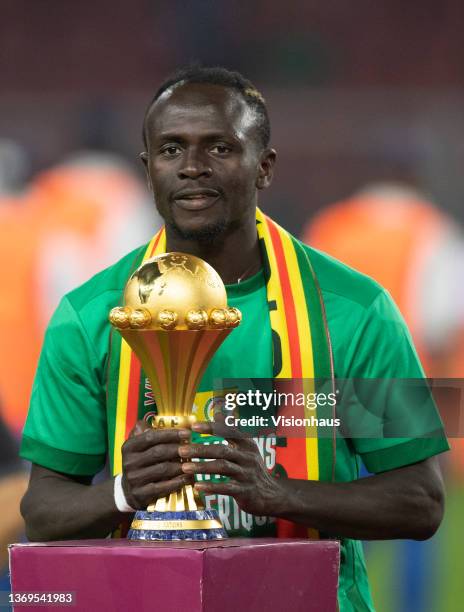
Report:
173,188,221,211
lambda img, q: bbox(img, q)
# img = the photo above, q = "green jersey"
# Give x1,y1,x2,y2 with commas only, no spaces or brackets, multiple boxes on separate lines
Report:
21,242,449,612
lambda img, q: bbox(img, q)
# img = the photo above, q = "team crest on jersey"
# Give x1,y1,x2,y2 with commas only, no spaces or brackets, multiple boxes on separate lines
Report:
193,389,237,422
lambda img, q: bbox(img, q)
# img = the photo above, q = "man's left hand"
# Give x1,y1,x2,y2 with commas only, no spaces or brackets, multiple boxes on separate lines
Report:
179,419,283,517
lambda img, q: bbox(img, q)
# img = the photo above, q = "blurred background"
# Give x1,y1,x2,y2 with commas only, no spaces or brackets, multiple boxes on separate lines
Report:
1,1,463,610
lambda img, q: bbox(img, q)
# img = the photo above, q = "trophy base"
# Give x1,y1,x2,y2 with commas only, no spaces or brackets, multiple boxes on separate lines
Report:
127,509,228,541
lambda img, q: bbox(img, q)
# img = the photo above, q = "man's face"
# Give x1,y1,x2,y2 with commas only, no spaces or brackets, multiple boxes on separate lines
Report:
142,82,274,241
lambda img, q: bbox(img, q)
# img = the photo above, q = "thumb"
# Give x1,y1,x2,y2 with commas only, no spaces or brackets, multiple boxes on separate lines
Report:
129,419,151,438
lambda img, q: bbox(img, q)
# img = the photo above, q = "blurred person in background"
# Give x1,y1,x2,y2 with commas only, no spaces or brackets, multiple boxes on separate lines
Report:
0,152,158,434
302,183,464,472
32,152,159,326
0,139,35,435
302,184,464,610
303,183,464,380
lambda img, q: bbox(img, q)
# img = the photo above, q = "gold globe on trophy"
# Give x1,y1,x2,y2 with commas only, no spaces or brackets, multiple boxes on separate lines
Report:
109,252,241,540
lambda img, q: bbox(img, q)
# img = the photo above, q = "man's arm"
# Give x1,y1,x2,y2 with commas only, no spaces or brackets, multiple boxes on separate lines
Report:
21,425,193,541
267,457,444,540
20,465,121,541
182,421,445,541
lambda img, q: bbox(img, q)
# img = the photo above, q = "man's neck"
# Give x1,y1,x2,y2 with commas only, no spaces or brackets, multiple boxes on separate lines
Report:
165,214,261,285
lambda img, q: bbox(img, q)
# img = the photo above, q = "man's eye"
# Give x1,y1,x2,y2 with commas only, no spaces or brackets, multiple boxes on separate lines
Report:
210,144,231,155
161,145,181,156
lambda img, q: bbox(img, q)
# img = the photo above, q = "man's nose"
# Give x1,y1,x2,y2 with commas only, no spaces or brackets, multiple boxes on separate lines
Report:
177,149,212,180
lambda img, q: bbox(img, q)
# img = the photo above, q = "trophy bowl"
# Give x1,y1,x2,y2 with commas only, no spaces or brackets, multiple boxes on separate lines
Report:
109,252,241,540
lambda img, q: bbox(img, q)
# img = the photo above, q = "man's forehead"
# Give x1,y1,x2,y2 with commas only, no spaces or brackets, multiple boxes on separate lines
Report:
157,81,239,107
147,83,256,139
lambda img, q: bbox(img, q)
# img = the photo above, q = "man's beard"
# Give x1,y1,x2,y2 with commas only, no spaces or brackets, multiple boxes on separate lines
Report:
167,218,229,244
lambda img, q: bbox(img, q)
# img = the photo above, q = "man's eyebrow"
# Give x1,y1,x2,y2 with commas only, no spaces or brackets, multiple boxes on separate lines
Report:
156,132,186,143
156,131,241,143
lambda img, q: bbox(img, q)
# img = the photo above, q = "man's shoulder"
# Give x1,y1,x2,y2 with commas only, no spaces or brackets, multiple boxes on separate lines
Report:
301,242,383,310
64,243,148,313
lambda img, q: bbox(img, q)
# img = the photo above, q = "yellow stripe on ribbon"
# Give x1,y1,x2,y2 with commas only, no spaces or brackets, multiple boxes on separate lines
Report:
113,339,132,475
278,227,319,483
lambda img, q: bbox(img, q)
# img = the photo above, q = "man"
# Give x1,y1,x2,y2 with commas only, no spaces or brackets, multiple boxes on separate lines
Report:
20,66,448,611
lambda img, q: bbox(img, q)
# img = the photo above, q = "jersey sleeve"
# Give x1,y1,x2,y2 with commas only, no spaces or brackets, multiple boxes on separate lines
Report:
20,296,107,476
342,289,450,473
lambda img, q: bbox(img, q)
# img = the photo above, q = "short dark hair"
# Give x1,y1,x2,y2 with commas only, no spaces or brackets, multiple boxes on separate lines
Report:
142,65,270,150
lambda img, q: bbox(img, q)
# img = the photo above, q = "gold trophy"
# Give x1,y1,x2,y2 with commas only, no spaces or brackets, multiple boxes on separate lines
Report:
109,252,241,540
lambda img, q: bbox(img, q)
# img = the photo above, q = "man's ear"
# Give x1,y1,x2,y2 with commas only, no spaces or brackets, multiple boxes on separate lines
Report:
140,151,148,167
139,151,152,192
256,148,277,190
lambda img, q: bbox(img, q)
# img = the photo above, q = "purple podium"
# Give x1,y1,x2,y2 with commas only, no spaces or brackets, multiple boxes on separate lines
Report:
9,538,340,612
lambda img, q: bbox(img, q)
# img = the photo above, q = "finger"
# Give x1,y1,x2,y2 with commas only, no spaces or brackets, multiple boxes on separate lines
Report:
179,443,253,464
152,474,195,498
213,412,227,425
129,419,151,438
193,480,242,496
137,443,185,466
191,421,214,435
123,427,190,452
130,474,194,509
192,420,249,444
192,418,258,453
181,459,243,480
126,462,184,487
123,444,182,474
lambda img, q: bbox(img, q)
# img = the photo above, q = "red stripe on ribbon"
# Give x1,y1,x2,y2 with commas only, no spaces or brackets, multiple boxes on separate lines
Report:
266,218,302,377
267,219,309,539
149,229,164,257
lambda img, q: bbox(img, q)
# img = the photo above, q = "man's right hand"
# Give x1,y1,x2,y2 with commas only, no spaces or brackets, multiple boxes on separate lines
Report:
121,420,194,509
21,421,195,541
